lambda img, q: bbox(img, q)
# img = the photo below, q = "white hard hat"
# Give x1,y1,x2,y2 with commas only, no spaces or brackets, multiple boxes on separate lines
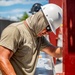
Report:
41,3,62,34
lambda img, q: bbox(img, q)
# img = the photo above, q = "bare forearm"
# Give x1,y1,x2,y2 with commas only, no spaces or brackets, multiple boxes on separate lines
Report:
42,46,63,58
0,58,16,75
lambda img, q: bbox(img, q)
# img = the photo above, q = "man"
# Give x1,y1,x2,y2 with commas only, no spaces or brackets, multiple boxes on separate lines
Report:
0,3,62,75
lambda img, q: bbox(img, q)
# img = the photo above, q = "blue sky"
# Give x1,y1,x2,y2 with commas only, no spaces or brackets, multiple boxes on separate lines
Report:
0,0,49,21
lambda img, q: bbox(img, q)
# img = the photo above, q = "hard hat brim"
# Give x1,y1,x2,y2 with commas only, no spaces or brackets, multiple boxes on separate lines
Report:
41,6,56,34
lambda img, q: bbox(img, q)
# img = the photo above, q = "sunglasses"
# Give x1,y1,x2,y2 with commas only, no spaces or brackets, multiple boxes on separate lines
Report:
46,25,52,32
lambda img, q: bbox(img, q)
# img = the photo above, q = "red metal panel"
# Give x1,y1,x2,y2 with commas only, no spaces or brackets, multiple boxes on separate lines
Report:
49,0,63,7
63,0,75,75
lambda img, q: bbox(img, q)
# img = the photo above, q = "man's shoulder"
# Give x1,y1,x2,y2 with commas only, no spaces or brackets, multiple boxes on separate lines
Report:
9,21,24,27
5,21,25,32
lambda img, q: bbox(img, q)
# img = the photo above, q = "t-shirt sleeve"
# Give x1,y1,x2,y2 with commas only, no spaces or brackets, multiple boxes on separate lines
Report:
0,26,20,53
40,36,52,51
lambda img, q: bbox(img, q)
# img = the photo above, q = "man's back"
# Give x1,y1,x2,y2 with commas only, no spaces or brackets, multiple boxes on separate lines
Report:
0,21,41,75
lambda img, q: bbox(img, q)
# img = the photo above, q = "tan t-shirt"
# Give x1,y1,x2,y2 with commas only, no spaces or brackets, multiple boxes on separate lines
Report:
0,21,51,75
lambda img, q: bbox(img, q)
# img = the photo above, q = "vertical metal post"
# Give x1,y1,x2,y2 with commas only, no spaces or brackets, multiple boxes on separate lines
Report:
63,0,75,75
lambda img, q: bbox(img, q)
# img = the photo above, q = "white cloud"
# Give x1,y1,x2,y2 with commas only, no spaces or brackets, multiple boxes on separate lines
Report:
0,0,48,6
0,16,3,19
7,14,23,21
0,8,29,14
9,9,29,14
0,8,29,21
7,16,18,21
0,0,25,6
